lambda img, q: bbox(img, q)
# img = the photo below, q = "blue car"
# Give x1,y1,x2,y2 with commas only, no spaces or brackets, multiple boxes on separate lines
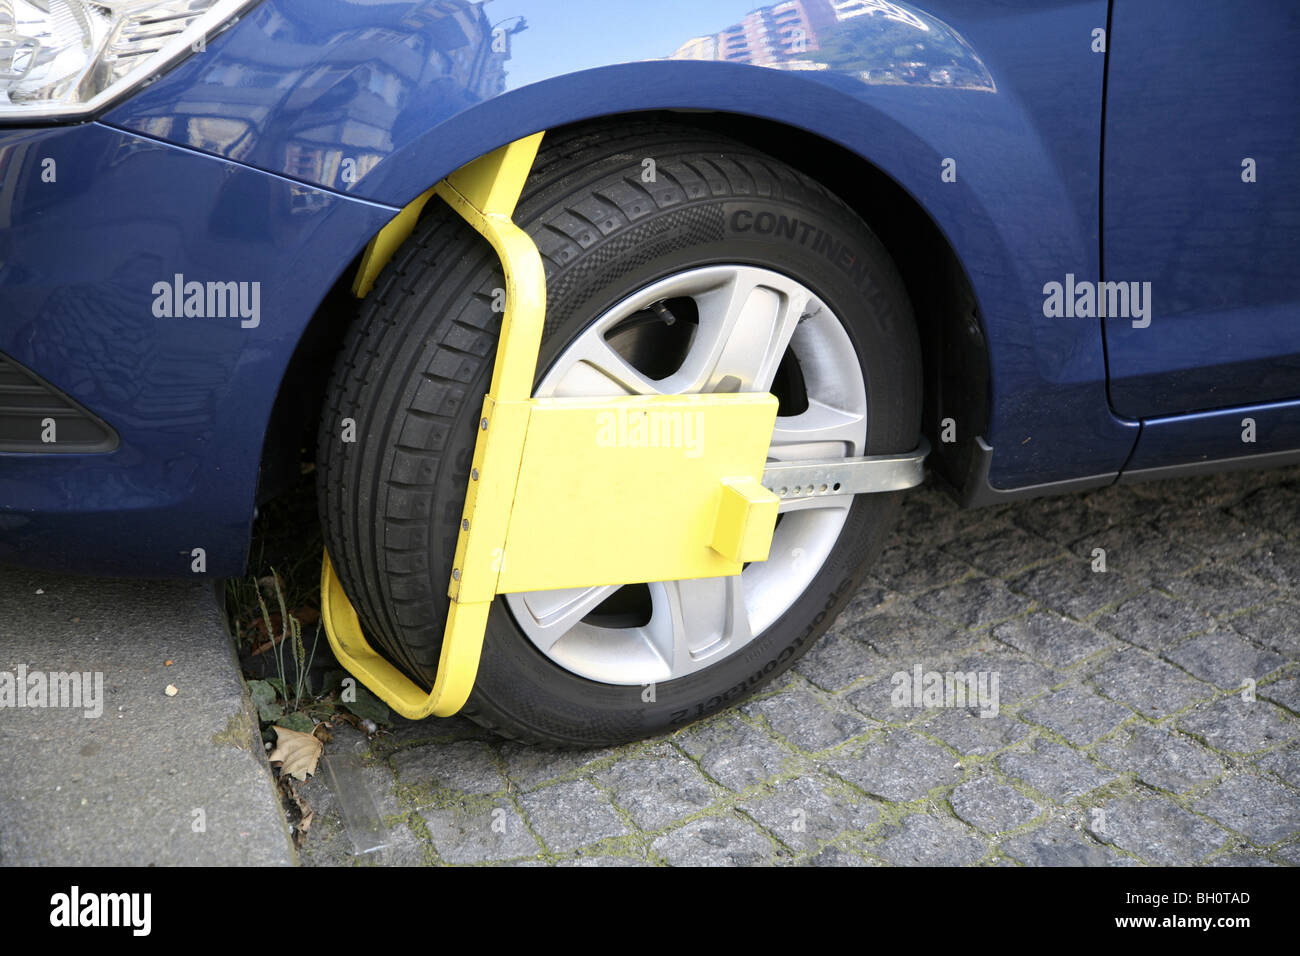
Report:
2,0,1296,745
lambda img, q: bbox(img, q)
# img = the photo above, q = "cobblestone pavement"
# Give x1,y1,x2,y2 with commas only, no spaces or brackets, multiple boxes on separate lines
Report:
299,465,1300,866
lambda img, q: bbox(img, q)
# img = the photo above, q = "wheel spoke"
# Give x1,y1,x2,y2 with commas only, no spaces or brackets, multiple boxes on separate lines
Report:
516,584,624,652
546,337,662,397
769,398,866,460
668,270,810,393
645,576,752,673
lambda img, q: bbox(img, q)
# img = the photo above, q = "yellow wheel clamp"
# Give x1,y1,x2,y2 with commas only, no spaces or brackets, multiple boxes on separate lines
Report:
322,131,930,719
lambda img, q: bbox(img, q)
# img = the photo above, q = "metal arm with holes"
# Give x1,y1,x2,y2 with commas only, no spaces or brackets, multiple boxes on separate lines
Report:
321,132,929,719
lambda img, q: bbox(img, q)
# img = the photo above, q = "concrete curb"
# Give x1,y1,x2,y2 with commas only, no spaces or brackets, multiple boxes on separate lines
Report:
0,568,295,866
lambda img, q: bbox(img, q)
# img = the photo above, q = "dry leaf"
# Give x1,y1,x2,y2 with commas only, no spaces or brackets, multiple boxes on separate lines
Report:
268,725,323,780
248,614,284,646
279,776,315,848
292,606,320,626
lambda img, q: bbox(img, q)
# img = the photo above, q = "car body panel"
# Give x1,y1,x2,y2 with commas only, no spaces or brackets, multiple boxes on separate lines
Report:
0,122,396,575
1124,396,1300,474
1103,0,1300,419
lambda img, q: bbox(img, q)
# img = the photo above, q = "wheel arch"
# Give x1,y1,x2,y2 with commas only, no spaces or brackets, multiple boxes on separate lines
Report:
256,108,982,504
257,109,990,505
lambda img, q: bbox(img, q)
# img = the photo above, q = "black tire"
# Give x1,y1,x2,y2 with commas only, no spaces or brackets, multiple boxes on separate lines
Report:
317,120,921,747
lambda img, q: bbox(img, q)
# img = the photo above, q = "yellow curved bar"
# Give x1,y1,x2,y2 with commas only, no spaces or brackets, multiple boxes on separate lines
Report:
322,132,546,719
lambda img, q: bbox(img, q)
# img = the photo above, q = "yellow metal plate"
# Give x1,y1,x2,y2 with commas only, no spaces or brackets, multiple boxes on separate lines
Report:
495,393,779,593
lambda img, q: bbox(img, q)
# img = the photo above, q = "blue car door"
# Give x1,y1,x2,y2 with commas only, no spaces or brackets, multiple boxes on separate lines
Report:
1102,0,1300,420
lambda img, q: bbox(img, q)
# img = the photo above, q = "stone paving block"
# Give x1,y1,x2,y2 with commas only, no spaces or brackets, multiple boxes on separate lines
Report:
887,485,974,549
1178,696,1294,755
1149,509,1265,560
1088,795,1231,864
826,729,963,802
869,814,988,866
1089,647,1215,718
872,540,973,595
417,802,539,864
997,740,1119,804
1272,841,1300,866
1072,524,1204,579
1228,602,1300,657
1092,591,1215,651
1010,494,1113,544
845,653,1053,724
844,668,928,723
919,707,1032,757
742,679,872,753
940,521,1064,578
841,583,899,618
391,740,503,796
674,715,796,792
651,813,777,866
1227,482,1300,530
592,747,724,832
1022,686,1133,746
949,777,1043,833
1254,741,1300,788
913,576,1034,629
1259,675,1300,714
1158,565,1278,618
517,780,631,854
1156,471,1273,509
843,605,978,660
1206,851,1276,866
798,844,875,867
793,628,879,692
1001,820,1134,866
1192,775,1300,846
1163,631,1286,690
498,743,617,791
992,613,1113,669
1082,484,1168,520
738,773,880,853
1009,559,1150,621
1235,541,1300,591
555,855,649,867
946,653,1058,709
1093,724,1224,793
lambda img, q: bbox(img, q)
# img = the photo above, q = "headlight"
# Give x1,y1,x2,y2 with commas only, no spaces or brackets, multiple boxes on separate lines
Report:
0,0,257,122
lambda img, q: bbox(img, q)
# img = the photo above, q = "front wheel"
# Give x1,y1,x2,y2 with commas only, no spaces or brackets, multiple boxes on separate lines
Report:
317,121,921,746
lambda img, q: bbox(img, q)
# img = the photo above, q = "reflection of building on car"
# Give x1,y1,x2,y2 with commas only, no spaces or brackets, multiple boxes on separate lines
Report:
667,0,991,89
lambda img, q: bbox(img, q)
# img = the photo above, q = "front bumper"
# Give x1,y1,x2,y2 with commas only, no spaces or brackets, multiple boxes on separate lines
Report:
0,121,394,576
